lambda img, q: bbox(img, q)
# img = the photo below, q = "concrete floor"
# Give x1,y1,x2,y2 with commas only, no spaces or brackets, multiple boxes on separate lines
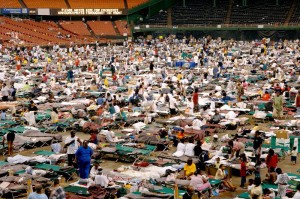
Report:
1,114,298,199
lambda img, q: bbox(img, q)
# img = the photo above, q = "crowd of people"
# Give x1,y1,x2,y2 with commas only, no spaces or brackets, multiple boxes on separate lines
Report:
0,35,299,199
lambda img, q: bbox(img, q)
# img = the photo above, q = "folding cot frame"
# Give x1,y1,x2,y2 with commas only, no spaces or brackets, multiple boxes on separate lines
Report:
34,163,77,182
99,144,157,164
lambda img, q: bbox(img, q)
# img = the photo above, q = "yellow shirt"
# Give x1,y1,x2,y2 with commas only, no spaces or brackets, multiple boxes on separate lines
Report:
104,78,109,87
177,74,183,80
253,126,260,131
184,163,196,176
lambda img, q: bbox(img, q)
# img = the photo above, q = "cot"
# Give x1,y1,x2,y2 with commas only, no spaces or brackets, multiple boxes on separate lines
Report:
0,120,17,128
153,186,185,196
64,185,89,196
0,161,8,166
100,144,156,163
34,163,77,181
33,150,56,156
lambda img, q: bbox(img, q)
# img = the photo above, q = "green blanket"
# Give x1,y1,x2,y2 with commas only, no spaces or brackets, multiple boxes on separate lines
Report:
208,178,222,186
0,161,8,166
154,186,185,196
64,185,89,195
34,164,61,172
34,150,55,156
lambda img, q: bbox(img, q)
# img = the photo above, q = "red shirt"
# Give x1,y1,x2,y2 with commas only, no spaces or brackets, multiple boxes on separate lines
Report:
266,154,278,169
193,92,198,105
240,161,247,177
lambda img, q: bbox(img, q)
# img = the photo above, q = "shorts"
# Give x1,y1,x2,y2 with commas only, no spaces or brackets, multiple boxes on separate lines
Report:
291,156,297,162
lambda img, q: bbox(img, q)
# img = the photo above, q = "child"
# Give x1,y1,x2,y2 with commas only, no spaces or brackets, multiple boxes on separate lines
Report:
291,146,298,165
215,157,221,169
247,179,254,191
240,154,247,188
254,160,261,178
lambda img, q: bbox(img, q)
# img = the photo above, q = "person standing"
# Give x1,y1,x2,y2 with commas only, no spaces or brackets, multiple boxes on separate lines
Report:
75,140,93,179
2,131,15,156
296,90,300,115
49,179,66,199
266,149,278,172
274,168,289,198
291,146,298,165
273,90,283,119
253,131,263,162
237,82,244,102
149,61,154,73
64,131,82,166
240,154,247,189
67,69,74,83
192,88,199,111
1,83,9,101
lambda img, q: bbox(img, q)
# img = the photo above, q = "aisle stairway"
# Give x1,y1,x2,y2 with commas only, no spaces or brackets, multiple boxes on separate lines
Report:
225,0,233,24
284,0,299,25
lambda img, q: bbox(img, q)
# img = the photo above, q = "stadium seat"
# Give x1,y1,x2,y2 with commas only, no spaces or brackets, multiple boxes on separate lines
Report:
23,0,68,8
230,0,292,25
59,21,91,36
87,21,117,36
0,17,96,46
127,0,149,8
115,20,130,36
0,0,21,8
68,0,125,9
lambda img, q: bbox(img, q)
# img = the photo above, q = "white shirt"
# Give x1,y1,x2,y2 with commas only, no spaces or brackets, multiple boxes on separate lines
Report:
1,86,9,96
90,166,99,178
65,136,79,154
176,143,186,152
114,105,120,114
94,174,109,187
64,88,72,96
185,143,196,156
169,97,177,109
292,150,298,157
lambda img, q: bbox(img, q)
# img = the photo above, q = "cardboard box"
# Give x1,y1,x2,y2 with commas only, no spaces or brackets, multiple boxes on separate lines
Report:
275,130,289,139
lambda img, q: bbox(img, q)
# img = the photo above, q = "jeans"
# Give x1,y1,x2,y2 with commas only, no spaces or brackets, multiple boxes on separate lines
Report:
241,176,246,187
297,107,300,115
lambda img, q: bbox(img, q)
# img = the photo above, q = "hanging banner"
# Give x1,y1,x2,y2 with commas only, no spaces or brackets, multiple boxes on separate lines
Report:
51,8,126,15
2,8,28,14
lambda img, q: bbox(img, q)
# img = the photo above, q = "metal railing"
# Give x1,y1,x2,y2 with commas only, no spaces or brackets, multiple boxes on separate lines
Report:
135,23,300,29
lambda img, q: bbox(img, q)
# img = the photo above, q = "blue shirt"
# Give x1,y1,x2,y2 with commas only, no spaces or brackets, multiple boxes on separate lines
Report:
1,112,6,120
28,192,48,199
96,97,105,105
75,146,93,162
